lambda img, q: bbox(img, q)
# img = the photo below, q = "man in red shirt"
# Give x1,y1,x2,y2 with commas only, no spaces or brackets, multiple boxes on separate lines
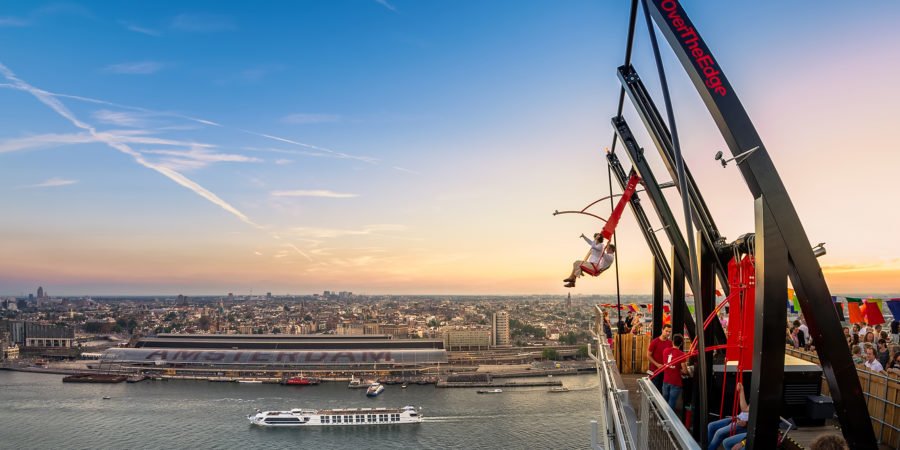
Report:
662,334,687,412
647,324,672,392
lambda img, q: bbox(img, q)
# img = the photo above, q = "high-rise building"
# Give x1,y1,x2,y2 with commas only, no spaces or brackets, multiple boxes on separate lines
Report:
491,311,510,347
37,287,44,299
566,293,572,311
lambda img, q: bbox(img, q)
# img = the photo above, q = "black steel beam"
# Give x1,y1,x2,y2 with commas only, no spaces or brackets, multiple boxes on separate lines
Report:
617,64,729,293
671,247,686,338
696,231,718,445
612,115,721,344
746,197,788,448
652,260,665,338
607,151,672,290
645,1,876,446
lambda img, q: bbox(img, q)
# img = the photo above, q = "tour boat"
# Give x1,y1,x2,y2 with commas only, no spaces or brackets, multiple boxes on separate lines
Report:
247,405,422,427
549,387,570,393
366,382,385,397
476,389,503,394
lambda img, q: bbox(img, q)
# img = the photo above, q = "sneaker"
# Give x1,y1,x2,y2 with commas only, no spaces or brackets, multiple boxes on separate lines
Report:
564,282,575,288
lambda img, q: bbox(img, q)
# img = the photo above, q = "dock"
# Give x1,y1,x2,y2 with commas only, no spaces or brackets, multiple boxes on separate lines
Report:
436,380,562,388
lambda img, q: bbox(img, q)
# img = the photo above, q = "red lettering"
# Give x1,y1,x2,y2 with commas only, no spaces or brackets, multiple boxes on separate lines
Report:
657,0,728,97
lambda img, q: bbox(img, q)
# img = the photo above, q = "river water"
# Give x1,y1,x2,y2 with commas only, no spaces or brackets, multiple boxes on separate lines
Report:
0,371,602,449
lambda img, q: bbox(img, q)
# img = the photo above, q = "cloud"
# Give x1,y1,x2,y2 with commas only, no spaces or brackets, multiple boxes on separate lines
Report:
0,132,95,153
282,113,341,125
144,147,262,171
104,61,164,75
275,159,292,165
92,109,149,127
0,16,30,27
393,166,419,175
171,13,236,32
271,190,358,199
0,61,260,228
290,224,407,239
19,177,78,189
821,259,900,274
242,132,378,164
375,0,398,12
120,21,161,36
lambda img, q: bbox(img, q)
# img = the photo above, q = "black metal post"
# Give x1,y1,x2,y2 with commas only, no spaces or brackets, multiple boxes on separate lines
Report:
652,259,664,338
671,248,686,339
747,197,788,448
618,64,728,292
696,231,718,445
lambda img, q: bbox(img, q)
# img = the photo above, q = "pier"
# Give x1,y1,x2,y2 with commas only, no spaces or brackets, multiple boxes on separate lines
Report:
436,380,562,388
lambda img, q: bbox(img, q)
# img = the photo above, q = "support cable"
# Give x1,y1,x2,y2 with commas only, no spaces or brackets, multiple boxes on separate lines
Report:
640,0,708,442
608,164,622,330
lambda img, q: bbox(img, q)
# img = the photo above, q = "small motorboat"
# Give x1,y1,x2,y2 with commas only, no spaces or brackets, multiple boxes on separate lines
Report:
549,387,570,393
401,383,408,389
366,382,386,397
476,389,503,394
102,396,111,400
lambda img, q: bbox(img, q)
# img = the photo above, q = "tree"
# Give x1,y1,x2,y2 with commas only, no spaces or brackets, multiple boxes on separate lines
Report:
576,345,589,359
542,348,560,360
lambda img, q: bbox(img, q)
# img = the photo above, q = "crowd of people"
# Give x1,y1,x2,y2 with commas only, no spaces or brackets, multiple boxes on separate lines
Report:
788,315,900,376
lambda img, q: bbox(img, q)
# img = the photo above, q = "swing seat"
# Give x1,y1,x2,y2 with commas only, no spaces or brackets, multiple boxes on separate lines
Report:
580,262,602,277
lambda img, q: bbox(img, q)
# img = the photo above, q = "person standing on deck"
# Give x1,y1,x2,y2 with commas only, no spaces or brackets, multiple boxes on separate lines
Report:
647,324,672,392
662,334,687,412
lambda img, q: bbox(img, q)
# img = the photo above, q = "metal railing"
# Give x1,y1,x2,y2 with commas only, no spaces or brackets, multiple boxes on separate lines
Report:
589,337,699,450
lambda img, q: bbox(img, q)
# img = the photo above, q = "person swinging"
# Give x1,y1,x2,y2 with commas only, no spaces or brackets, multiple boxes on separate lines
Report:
563,234,615,287
560,171,637,288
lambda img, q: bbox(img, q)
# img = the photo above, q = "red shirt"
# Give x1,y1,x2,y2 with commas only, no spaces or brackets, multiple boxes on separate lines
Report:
648,337,673,371
663,347,685,387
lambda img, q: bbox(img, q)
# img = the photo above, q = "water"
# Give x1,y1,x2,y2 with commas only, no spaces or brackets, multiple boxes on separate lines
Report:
0,371,601,449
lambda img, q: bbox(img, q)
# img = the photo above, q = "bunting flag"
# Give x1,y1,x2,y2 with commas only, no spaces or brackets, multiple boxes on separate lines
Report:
865,299,886,325
687,304,695,315
846,297,863,303
887,300,900,321
847,302,865,323
630,303,641,312
663,304,671,313
663,313,671,325
792,296,802,314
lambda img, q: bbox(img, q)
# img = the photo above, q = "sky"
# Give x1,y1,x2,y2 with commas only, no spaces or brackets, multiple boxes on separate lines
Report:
1,1,899,296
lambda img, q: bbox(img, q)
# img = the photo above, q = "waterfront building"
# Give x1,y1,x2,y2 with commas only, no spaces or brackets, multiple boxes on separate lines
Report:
492,311,511,347
442,326,492,350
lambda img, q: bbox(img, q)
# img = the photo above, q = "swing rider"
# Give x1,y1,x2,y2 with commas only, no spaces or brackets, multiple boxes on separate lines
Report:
563,233,616,288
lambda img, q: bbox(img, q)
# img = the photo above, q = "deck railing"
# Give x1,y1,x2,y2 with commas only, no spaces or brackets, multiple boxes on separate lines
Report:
589,337,699,450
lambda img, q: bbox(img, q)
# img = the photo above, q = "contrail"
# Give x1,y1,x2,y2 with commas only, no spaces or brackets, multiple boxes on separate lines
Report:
0,82,376,163
0,63,259,229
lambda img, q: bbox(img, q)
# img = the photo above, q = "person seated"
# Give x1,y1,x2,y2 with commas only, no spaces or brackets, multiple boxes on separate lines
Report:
708,382,749,450
563,233,615,288
808,434,849,450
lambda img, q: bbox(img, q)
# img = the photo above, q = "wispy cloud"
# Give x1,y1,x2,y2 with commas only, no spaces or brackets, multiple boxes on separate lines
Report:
0,132,95,153
119,21,161,36
144,147,261,171
822,259,900,274
375,0,398,12
171,13,236,33
242,132,378,164
282,113,341,125
0,62,260,228
0,16,30,27
104,61,165,75
290,224,407,239
92,109,149,127
19,177,78,189
393,166,419,175
271,190,358,199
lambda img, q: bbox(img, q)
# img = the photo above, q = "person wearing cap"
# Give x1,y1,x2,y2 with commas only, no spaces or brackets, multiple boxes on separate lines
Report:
563,232,615,288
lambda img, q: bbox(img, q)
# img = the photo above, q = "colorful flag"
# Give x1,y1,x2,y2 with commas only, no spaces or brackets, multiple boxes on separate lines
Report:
865,299,886,325
847,302,864,323
886,300,900,321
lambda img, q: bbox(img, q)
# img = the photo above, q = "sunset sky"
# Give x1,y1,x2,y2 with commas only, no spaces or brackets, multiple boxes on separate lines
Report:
1,1,899,296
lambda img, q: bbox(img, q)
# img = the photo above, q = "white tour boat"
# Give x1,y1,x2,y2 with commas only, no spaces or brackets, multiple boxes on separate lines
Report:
247,405,422,427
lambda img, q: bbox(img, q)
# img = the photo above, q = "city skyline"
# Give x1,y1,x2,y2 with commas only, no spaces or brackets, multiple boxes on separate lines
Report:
2,1,900,295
